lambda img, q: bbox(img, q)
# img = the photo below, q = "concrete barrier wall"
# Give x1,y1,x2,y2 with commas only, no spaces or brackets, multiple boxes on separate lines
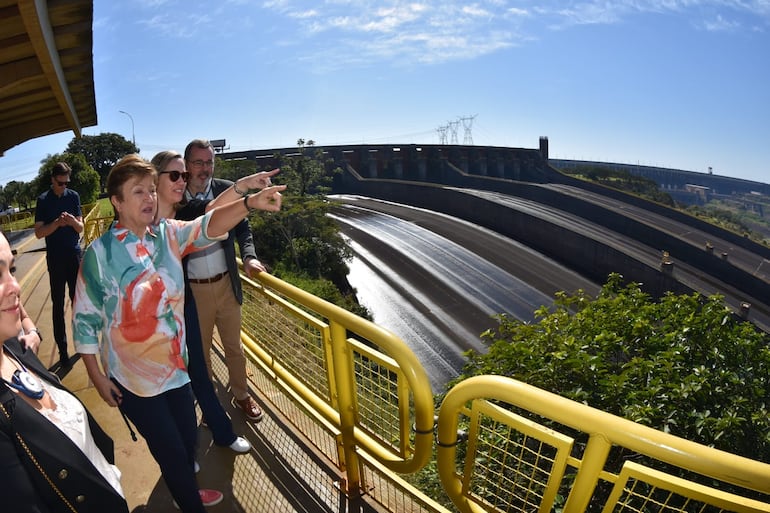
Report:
340,178,693,299
546,168,770,260
230,143,768,302
335,159,770,305
456,176,770,304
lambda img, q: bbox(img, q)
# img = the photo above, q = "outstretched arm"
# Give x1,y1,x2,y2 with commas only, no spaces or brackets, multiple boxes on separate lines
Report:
206,169,280,212
206,184,286,238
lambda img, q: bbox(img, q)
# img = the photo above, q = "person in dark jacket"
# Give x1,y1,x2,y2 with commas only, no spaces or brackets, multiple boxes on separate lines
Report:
0,231,127,513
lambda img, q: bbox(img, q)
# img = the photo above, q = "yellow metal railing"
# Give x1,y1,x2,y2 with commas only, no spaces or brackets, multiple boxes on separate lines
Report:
80,202,96,242
0,211,33,232
240,272,436,495
436,375,770,513
81,202,98,216
81,220,770,513
83,215,114,246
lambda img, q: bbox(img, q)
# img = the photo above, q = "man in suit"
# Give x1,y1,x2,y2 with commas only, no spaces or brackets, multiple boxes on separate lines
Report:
180,139,264,422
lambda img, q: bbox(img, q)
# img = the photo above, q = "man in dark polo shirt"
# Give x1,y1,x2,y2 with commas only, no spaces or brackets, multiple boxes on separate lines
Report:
34,162,83,367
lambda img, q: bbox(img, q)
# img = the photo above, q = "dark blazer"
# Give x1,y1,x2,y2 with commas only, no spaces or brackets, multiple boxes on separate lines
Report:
0,338,128,513
177,177,258,305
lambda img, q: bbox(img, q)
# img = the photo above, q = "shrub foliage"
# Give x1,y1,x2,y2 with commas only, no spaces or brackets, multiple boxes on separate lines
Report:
458,273,770,461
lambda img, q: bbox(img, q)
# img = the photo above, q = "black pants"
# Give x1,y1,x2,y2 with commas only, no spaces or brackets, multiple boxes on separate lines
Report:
185,286,238,446
115,381,205,512
46,250,80,355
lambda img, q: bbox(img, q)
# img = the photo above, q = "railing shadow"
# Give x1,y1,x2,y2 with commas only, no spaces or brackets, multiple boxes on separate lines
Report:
132,344,386,513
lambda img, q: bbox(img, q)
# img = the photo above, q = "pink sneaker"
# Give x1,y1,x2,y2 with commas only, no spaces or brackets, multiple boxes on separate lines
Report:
199,489,223,507
173,489,223,509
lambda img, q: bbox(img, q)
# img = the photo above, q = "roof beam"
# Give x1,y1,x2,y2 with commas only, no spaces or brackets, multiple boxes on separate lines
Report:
18,0,81,137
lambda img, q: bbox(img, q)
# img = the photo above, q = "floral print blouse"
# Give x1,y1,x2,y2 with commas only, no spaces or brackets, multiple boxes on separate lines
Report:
73,213,226,397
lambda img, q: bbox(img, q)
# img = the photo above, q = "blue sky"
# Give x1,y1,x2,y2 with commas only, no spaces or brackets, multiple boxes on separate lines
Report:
2,0,769,187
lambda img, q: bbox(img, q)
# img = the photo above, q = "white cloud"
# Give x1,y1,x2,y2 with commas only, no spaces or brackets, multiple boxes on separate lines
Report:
506,7,530,17
290,9,319,19
255,0,770,68
462,4,491,17
262,0,290,10
702,13,741,31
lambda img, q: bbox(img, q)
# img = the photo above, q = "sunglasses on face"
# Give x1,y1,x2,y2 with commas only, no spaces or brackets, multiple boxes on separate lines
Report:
160,170,190,182
56,180,70,186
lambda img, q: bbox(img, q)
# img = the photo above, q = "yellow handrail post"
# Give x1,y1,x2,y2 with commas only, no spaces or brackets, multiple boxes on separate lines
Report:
562,433,611,513
328,319,364,497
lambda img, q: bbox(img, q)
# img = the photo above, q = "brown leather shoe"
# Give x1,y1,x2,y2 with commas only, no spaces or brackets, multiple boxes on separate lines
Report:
236,396,263,422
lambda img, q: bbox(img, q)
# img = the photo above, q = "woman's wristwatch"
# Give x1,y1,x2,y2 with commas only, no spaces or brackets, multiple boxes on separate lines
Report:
30,328,43,341
244,194,258,213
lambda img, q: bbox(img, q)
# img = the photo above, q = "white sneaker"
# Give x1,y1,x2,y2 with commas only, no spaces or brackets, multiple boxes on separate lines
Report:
229,436,251,453
194,461,200,473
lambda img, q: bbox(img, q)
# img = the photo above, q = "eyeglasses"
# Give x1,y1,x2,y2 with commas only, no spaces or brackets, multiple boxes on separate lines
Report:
160,170,190,182
56,180,70,186
188,159,214,169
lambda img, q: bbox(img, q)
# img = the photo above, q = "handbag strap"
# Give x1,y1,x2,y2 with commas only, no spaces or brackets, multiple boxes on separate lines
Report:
0,400,78,513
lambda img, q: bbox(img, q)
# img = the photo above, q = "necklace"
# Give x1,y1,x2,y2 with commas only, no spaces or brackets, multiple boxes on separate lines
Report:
2,346,44,400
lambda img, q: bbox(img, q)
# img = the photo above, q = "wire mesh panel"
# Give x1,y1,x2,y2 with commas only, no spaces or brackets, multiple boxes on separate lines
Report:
438,377,770,513
464,400,574,513
362,455,454,513
350,338,411,457
83,216,114,246
604,462,770,513
241,285,332,403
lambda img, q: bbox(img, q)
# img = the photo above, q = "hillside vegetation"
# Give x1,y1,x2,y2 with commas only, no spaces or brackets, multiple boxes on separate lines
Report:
560,164,770,246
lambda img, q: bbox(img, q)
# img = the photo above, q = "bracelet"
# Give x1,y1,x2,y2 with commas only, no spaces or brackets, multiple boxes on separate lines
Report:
244,194,258,213
233,181,248,196
30,328,43,342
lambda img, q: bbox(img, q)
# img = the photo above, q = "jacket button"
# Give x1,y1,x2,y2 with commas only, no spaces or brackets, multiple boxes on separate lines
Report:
76,495,86,503
58,469,69,479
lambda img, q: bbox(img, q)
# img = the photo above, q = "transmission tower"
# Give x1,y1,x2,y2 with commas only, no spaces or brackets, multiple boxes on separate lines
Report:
448,120,460,145
461,115,476,145
436,125,448,145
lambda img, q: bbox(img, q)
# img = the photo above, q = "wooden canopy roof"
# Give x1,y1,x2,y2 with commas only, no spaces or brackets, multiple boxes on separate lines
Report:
0,0,96,157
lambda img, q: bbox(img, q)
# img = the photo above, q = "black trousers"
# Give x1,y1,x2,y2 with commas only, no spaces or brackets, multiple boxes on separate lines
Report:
115,381,204,512
46,250,80,355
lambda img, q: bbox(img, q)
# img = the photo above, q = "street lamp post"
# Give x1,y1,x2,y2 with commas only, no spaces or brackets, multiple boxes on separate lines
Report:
119,110,135,146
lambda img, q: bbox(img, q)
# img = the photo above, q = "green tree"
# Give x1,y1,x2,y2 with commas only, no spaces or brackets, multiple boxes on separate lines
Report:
2,181,23,210
456,273,770,462
215,157,258,182
245,138,365,316
16,182,35,210
561,165,676,207
2,181,37,211
250,195,353,288
66,132,137,191
34,153,100,205
274,139,339,197
251,138,347,281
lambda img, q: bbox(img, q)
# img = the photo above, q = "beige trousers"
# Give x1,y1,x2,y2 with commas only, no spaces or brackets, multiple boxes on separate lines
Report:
189,277,249,401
